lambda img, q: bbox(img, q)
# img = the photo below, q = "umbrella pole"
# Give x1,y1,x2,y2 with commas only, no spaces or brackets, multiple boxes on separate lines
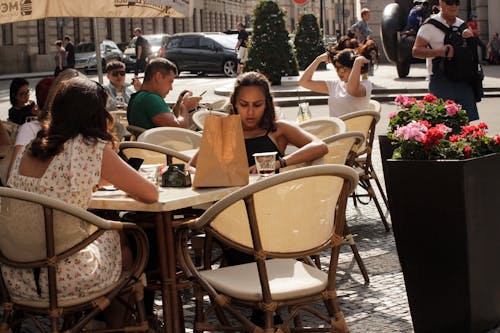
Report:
93,18,104,84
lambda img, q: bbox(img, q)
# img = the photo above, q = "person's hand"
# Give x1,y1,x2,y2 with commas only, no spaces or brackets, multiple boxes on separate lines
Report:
181,91,202,111
131,77,142,91
316,52,330,63
354,55,370,67
442,45,454,59
249,165,258,174
462,29,473,38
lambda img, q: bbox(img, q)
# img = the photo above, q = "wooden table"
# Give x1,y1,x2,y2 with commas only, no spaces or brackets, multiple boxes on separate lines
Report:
89,178,257,332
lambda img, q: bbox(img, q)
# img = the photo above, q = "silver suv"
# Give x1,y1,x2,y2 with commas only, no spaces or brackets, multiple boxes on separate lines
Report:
74,40,123,73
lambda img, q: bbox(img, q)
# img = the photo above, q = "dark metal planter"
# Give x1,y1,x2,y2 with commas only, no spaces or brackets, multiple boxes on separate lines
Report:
383,153,500,333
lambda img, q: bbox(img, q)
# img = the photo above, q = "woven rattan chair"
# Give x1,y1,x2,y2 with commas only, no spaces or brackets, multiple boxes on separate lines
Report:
137,127,202,151
125,125,146,141
321,131,370,284
119,141,191,167
339,110,390,231
191,109,228,131
0,187,149,332
177,165,358,332
298,116,346,139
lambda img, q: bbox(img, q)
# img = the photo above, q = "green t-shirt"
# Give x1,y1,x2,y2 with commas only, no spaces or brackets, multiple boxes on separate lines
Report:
127,90,172,129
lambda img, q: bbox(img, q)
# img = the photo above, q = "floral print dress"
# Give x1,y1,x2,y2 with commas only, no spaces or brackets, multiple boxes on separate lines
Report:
2,136,122,302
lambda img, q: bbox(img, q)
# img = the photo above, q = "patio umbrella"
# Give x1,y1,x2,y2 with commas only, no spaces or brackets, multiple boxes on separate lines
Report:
0,0,192,80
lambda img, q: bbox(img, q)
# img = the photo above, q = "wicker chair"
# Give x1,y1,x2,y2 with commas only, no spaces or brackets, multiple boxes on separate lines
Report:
191,109,228,131
137,127,202,151
125,125,146,141
298,116,346,139
0,187,149,332
339,110,390,231
177,165,358,332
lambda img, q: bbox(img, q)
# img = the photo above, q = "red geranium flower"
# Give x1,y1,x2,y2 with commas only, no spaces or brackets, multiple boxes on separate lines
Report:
422,94,438,103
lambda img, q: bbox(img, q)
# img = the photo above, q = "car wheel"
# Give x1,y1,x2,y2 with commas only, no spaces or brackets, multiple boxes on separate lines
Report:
223,59,237,77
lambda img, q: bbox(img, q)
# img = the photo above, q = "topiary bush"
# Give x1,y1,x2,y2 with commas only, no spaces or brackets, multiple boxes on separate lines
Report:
244,0,299,85
294,13,326,70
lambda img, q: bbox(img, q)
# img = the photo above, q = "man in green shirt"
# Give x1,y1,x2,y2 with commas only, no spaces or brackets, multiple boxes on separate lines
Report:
127,58,201,129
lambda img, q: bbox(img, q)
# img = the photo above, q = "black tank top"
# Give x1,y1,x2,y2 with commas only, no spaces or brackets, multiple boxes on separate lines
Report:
245,134,282,166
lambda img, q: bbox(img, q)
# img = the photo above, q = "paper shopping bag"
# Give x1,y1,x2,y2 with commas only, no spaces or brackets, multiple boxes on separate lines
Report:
193,115,249,187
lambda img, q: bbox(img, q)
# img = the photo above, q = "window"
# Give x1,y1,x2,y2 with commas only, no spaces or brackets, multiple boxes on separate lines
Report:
179,37,197,48
199,37,215,50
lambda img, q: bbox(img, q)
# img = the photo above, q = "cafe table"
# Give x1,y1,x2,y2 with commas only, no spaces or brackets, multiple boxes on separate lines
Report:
89,176,259,333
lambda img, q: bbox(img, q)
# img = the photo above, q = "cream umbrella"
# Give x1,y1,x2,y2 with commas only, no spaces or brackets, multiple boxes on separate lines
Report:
0,0,192,81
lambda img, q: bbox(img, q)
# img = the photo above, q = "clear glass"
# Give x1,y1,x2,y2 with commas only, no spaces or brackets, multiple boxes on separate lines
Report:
115,92,126,109
297,102,312,123
253,152,277,177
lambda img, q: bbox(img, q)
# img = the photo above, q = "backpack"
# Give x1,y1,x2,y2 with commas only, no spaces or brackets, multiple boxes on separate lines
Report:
427,18,477,82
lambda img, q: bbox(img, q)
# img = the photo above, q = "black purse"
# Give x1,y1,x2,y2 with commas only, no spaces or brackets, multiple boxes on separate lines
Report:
161,164,192,187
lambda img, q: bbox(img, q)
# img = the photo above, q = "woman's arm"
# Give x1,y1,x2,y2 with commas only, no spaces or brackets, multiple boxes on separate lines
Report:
100,143,159,203
346,56,370,97
277,121,328,167
298,53,329,94
57,51,63,70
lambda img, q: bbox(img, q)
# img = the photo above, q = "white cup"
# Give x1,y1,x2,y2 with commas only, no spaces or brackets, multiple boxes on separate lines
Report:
253,152,277,177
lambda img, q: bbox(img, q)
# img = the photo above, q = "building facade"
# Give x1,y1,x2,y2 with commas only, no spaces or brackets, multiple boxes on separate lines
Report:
0,0,495,74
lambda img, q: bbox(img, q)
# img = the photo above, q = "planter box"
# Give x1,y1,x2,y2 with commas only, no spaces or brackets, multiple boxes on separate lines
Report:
384,153,500,333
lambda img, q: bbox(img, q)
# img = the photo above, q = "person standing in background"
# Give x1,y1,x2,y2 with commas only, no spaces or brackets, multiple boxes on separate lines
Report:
235,23,249,74
133,28,149,77
54,40,67,77
350,8,372,44
64,36,75,69
466,13,487,62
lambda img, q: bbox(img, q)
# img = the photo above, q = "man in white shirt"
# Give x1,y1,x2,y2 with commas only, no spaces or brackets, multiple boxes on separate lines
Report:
412,0,479,121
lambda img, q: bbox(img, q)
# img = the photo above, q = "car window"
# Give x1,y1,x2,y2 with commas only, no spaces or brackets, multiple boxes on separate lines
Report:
167,38,180,48
179,37,198,49
199,37,216,50
75,43,95,53
207,35,237,49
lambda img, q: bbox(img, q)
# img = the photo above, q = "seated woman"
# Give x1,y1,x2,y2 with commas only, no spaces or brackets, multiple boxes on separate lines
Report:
4,76,158,324
104,60,141,111
299,44,374,117
189,71,328,173
8,78,37,125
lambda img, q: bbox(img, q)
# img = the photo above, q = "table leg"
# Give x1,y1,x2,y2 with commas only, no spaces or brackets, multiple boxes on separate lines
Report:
162,211,184,333
155,213,174,333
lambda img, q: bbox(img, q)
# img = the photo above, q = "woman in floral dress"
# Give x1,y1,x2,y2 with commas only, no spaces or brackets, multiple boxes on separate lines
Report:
3,76,158,322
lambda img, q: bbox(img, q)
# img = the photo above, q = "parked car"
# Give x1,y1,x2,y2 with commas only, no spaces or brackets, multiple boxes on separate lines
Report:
74,40,123,73
122,33,171,71
162,33,238,77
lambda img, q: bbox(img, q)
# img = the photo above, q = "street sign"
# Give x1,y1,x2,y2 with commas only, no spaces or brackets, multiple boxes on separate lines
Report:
293,0,309,5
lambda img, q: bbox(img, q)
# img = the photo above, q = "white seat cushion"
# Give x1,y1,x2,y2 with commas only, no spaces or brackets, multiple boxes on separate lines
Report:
199,258,328,301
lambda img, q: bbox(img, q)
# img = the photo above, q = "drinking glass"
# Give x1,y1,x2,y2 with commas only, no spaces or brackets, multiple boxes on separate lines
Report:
253,152,277,177
297,102,311,122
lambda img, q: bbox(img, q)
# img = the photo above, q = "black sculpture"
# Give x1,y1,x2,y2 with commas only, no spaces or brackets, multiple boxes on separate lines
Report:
381,0,439,78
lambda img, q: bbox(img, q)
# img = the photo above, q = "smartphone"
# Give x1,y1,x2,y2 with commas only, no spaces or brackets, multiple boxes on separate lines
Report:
127,157,144,171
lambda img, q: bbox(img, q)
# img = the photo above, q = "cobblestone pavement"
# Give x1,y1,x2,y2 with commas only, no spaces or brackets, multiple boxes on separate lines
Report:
151,140,415,333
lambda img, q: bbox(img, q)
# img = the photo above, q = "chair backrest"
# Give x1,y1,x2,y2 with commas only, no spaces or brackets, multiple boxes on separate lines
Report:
0,120,20,145
368,99,381,113
195,165,358,256
0,187,113,264
322,131,365,166
137,127,202,151
119,141,191,166
126,125,146,141
339,110,380,156
191,109,228,130
298,117,346,139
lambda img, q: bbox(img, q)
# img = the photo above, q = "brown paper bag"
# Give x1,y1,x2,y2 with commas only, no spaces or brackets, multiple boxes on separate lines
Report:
193,115,249,187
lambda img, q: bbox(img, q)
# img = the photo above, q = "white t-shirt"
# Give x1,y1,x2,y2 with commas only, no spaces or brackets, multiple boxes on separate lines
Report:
326,79,372,117
14,121,41,146
417,13,465,75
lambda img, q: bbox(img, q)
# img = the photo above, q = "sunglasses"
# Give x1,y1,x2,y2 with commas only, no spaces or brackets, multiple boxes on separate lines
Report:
111,70,126,77
443,0,460,5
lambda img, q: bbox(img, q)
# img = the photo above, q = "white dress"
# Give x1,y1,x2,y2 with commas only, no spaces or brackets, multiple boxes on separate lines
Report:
326,79,373,117
2,136,121,302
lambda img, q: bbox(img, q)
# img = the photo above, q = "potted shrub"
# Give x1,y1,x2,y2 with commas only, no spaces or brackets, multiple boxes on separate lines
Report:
381,94,500,332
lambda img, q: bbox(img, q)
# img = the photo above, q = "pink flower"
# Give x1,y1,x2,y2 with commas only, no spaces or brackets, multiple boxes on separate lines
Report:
394,121,427,142
388,112,398,119
394,95,408,104
434,124,452,134
445,103,458,116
